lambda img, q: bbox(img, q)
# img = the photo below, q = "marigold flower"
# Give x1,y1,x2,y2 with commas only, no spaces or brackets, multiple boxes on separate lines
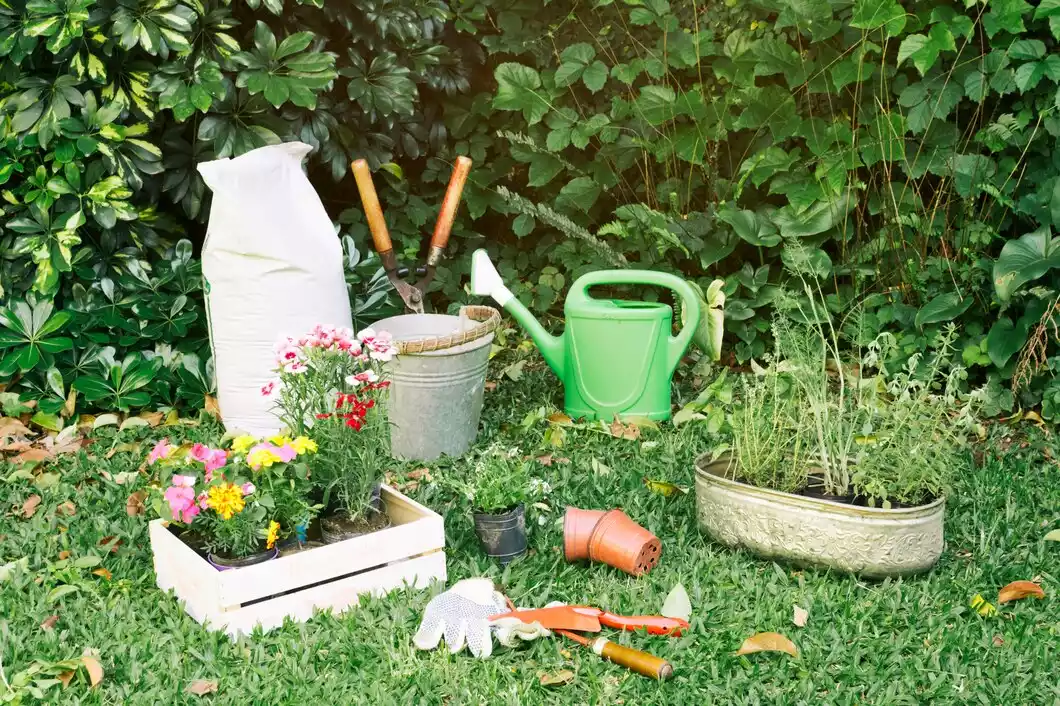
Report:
290,436,317,455
246,443,283,470
265,520,281,549
207,483,245,520
230,435,258,454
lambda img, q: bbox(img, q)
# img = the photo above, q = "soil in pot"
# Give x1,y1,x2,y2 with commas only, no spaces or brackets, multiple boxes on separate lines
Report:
277,539,325,557
473,503,527,565
207,546,278,571
320,509,391,544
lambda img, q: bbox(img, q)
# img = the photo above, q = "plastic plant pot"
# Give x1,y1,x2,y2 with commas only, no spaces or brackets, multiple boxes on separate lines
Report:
587,509,662,576
207,546,279,572
473,503,527,565
563,507,606,562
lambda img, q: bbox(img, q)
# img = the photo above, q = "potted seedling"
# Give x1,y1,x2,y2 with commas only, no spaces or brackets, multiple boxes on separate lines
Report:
265,324,399,543
695,275,977,577
149,435,318,569
455,445,533,564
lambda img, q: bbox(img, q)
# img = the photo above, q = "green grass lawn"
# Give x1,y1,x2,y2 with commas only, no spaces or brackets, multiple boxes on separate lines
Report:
2,360,1059,705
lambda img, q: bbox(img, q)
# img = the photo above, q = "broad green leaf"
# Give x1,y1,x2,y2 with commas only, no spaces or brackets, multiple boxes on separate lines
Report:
494,63,548,125
718,207,781,246
558,177,602,212
986,317,1029,367
915,293,973,328
850,0,907,37
993,228,1060,301
635,85,676,125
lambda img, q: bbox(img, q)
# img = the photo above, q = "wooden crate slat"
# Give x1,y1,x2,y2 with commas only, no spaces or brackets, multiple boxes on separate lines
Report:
150,519,222,624
211,551,446,638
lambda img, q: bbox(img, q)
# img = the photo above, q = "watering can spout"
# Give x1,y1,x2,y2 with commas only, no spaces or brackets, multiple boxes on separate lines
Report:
470,249,565,377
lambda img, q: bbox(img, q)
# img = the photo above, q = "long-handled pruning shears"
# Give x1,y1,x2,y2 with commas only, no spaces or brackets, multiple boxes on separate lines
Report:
350,156,472,315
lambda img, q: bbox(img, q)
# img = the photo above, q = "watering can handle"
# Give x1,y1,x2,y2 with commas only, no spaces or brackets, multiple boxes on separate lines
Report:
572,270,700,375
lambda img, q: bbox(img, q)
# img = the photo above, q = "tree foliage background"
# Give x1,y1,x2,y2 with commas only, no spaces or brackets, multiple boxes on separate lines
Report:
2,0,1060,420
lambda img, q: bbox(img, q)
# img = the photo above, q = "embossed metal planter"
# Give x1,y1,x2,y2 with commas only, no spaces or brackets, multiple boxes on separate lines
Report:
695,455,945,578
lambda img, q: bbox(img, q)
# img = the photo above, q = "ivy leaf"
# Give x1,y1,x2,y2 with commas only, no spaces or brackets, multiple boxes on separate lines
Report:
558,177,601,212
983,0,1032,38
993,227,1060,301
849,0,907,37
493,63,548,125
914,293,973,328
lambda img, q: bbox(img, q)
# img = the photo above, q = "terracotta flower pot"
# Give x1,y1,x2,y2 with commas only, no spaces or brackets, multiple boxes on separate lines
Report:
563,507,606,561
587,509,661,576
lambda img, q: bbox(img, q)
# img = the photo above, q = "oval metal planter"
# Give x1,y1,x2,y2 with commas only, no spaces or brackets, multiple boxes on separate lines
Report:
694,454,945,578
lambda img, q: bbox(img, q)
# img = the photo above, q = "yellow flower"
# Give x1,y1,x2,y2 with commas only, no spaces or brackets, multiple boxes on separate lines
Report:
207,483,245,520
290,436,318,455
268,434,293,447
265,520,281,549
246,445,283,470
231,435,258,454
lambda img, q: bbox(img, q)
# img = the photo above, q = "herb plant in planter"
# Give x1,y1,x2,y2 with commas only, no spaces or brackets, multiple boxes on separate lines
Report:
265,324,398,543
456,445,534,565
696,291,977,578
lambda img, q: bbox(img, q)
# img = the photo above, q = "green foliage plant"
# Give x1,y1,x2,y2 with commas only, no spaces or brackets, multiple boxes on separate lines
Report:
455,443,531,514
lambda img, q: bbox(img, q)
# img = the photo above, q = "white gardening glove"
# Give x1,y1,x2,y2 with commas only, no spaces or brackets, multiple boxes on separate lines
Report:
413,579,552,658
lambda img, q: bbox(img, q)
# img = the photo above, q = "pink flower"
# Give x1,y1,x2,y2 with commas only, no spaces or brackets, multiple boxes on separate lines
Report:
284,361,308,374
189,445,228,479
275,347,300,365
345,370,379,387
241,482,256,496
260,379,280,398
275,444,297,463
148,439,175,465
357,327,377,342
164,476,199,523
197,491,209,510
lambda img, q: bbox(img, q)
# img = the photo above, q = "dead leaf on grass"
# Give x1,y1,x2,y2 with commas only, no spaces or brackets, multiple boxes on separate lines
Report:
14,447,52,463
58,550,71,560
0,439,32,452
643,478,687,497
992,634,1005,647
0,417,33,440
57,671,75,688
538,669,575,686
483,381,498,392
81,654,103,687
406,468,433,482
998,580,1045,604
793,605,809,628
547,412,573,426
186,679,219,696
92,568,112,581
608,416,640,440
660,583,692,622
734,632,799,658
138,411,164,427
590,458,612,476
22,494,42,518
98,536,123,553
126,490,148,517
56,501,76,517
1044,529,1060,542
40,614,59,631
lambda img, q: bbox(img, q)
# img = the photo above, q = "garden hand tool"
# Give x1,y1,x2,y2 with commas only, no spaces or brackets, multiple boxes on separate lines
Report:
351,157,472,314
491,600,686,681
470,249,700,421
412,578,551,658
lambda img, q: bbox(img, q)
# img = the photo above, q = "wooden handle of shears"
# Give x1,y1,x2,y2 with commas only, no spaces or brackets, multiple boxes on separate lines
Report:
351,159,393,256
594,638,674,681
430,156,472,251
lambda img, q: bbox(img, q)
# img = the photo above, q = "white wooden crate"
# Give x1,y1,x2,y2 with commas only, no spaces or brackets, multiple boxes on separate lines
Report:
150,484,446,638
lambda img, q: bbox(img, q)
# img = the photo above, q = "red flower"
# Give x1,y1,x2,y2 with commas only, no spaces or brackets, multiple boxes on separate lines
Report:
316,413,332,420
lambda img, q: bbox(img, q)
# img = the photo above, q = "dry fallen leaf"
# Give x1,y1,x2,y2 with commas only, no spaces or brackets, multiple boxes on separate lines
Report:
0,417,33,440
483,381,498,392
992,634,1005,647
998,580,1045,604
138,411,164,427
21,494,42,519
660,583,692,622
57,670,75,688
126,490,148,517
0,439,32,452
106,442,142,460
92,568,112,581
406,468,432,482
58,550,71,560
81,654,103,687
204,395,221,419
538,669,575,686
1044,529,1060,542
186,679,219,696
970,593,997,617
643,478,687,497
547,412,573,426
734,632,799,658
56,501,77,517
13,447,53,464
793,605,809,628
40,614,59,631
608,416,641,441
98,536,123,553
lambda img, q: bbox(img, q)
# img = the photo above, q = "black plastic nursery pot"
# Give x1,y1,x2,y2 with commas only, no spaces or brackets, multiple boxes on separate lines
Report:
473,503,527,565
320,509,392,544
207,546,278,571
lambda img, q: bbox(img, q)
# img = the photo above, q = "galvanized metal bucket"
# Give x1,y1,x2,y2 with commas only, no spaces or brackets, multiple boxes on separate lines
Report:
374,306,499,461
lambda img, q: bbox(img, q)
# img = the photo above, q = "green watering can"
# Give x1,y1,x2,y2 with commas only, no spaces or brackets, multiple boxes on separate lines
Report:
471,250,699,421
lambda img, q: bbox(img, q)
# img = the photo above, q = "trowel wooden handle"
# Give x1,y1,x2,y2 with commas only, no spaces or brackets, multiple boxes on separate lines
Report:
594,638,673,681
351,159,393,256
431,156,472,251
